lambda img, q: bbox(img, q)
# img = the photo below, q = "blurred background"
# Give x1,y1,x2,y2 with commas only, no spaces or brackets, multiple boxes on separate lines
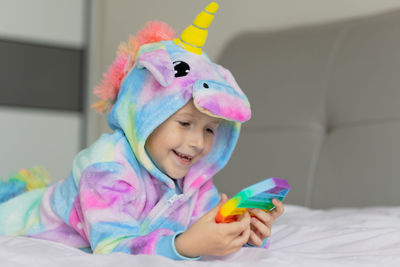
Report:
1,0,400,208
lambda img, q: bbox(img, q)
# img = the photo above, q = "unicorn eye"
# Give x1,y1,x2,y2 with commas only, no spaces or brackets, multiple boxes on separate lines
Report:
173,61,190,77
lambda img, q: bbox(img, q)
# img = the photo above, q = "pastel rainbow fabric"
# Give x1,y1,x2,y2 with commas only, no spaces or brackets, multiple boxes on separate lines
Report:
0,2,255,261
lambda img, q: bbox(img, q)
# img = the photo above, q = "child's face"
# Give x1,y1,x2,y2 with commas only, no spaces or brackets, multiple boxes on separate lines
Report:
145,100,221,179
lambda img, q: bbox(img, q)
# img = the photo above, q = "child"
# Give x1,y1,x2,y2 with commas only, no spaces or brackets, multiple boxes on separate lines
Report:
0,2,284,260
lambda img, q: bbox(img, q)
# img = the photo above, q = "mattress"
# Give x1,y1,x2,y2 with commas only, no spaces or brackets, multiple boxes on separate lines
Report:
1,205,399,267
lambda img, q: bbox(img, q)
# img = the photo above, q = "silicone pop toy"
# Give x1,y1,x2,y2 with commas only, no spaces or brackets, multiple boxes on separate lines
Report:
215,178,290,223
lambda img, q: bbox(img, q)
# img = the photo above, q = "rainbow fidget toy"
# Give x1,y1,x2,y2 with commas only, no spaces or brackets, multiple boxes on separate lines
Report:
215,178,290,223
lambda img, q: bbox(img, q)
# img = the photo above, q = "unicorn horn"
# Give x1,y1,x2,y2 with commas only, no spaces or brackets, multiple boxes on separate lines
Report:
174,2,219,55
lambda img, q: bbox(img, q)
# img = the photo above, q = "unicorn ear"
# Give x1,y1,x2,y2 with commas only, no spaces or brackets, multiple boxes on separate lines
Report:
136,49,174,87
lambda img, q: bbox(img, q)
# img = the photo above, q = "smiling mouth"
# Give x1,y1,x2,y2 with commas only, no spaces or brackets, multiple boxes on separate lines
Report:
172,150,194,164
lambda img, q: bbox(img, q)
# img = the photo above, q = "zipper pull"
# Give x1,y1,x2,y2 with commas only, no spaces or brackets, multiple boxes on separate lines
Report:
167,194,182,205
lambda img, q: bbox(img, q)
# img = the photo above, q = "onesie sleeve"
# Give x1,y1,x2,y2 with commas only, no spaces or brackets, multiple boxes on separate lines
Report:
74,162,198,260
189,179,220,226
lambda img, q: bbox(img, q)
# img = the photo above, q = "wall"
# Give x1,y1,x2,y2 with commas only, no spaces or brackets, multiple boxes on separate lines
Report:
90,0,400,136
0,0,85,47
0,0,87,181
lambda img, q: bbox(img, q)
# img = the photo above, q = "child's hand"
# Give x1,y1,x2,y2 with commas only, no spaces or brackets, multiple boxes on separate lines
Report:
247,198,284,247
175,194,251,258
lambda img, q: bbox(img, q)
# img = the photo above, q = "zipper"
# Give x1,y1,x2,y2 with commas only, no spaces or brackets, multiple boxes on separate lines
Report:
148,193,184,226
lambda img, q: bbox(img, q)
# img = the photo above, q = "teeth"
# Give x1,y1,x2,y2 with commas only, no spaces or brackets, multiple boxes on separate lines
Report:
174,150,193,161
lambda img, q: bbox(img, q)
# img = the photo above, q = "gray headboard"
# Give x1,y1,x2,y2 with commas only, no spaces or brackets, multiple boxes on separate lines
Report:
214,9,400,208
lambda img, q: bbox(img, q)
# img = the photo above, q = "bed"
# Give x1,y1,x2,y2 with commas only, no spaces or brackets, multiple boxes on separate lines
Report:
1,205,400,267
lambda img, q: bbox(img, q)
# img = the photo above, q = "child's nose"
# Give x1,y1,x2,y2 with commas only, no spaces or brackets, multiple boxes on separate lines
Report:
188,130,204,151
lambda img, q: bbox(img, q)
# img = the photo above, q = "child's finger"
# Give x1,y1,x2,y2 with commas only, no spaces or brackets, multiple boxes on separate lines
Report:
216,193,228,205
250,217,271,238
270,199,284,219
249,208,273,227
248,230,263,247
239,220,251,244
224,211,250,235
229,222,251,249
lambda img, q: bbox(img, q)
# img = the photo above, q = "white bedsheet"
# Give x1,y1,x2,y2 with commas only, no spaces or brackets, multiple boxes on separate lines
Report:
1,205,400,267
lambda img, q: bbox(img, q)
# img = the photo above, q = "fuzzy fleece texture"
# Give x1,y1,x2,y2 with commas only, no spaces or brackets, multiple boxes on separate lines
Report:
0,31,257,260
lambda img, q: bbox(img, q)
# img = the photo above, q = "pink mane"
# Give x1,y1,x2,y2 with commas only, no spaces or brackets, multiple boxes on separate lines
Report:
92,21,176,113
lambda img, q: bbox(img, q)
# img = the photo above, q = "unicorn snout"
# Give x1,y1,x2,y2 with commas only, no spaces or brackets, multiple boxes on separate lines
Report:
192,80,251,122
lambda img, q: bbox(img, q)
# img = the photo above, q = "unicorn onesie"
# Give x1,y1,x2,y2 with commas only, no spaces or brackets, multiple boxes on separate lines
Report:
0,3,257,260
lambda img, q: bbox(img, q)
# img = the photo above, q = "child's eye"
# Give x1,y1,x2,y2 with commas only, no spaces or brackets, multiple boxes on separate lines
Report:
206,128,215,135
178,121,190,127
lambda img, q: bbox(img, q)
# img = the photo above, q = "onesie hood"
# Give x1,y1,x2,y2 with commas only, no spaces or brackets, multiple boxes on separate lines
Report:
96,3,251,194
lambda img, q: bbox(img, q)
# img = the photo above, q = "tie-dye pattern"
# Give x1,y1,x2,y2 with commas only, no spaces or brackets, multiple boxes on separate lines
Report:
0,39,256,259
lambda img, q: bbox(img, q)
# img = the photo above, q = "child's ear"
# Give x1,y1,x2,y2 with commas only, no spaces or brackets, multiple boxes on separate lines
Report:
136,49,174,87
214,63,243,94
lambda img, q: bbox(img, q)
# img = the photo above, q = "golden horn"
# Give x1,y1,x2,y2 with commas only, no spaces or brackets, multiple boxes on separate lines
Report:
174,2,219,55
